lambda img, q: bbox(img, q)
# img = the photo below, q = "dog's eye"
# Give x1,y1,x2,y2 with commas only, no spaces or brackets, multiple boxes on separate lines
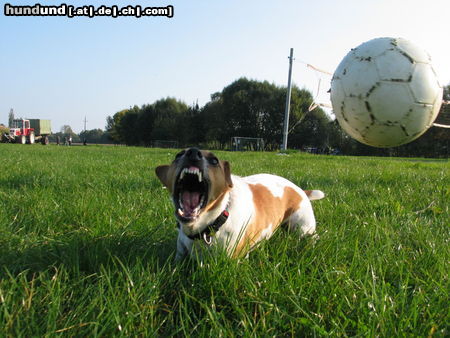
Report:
208,157,219,166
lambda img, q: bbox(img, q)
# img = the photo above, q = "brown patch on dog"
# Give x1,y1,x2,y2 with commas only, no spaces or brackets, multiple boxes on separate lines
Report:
233,184,302,257
204,159,233,210
304,190,314,198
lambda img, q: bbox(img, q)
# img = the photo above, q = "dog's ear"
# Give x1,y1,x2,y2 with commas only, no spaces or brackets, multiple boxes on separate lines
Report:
155,165,170,188
222,161,233,188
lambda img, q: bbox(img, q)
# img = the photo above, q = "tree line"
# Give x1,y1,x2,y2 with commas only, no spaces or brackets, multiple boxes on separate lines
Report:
50,125,111,145
3,77,447,157
106,78,343,150
105,77,449,157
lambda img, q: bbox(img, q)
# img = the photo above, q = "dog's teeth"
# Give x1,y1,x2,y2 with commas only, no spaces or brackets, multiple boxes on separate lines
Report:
180,167,203,182
178,208,184,216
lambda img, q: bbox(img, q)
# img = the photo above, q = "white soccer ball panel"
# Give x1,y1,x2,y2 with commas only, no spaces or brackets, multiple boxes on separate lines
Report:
330,78,347,110
404,103,435,136
352,37,394,59
395,38,431,63
338,117,366,143
333,54,352,80
361,124,409,147
340,59,379,97
331,79,368,141
410,63,442,104
341,96,373,128
330,88,363,139
430,87,444,122
375,49,414,81
367,82,415,123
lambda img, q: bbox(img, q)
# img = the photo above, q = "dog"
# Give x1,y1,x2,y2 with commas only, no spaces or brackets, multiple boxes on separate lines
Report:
156,147,325,260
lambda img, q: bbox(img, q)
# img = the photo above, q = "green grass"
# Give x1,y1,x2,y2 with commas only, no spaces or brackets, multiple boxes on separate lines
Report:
0,144,448,336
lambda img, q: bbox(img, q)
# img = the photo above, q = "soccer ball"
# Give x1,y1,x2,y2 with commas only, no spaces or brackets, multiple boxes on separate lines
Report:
330,37,443,148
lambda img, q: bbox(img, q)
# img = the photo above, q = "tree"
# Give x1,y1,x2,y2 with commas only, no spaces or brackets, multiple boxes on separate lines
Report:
289,108,332,149
218,78,282,144
135,104,156,146
106,99,190,146
200,93,229,148
79,129,110,144
60,125,75,136
201,78,317,149
150,97,189,142
0,124,8,137
119,106,140,146
106,109,129,143
182,103,206,146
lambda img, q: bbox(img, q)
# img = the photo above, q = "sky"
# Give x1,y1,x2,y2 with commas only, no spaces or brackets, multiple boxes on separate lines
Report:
1,0,449,133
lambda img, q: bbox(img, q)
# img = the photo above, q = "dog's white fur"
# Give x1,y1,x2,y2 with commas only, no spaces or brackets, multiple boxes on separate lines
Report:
176,174,323,260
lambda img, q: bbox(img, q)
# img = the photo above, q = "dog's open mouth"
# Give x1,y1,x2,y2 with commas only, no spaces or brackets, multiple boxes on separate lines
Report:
174,166,208,222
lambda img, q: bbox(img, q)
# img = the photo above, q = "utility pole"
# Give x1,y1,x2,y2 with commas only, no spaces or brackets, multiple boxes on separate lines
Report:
281,48,294,151
82,116,88,146
8,108,14,127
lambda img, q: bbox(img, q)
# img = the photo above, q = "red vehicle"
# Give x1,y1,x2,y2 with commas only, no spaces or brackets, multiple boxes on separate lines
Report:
2,118,51,145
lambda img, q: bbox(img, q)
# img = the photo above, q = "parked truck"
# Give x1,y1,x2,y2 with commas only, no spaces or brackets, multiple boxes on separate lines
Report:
2,118,51,145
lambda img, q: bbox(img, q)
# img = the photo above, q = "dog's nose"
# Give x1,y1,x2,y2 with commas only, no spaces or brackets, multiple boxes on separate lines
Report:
186,147,203,161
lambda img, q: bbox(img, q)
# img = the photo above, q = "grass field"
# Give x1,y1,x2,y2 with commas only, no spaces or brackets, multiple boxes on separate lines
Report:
0,144,448,336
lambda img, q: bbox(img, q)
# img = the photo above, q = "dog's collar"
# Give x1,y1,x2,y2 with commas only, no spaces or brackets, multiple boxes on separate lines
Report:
178,209,229,245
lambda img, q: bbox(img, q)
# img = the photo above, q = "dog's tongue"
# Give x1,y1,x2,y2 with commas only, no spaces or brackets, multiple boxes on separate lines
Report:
182,191,201,215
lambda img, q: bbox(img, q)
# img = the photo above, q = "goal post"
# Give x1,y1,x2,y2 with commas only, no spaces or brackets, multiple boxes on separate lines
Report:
231,137,264,151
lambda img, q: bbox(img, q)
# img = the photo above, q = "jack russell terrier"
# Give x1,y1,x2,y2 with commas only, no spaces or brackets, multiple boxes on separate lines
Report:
156,147,325,260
